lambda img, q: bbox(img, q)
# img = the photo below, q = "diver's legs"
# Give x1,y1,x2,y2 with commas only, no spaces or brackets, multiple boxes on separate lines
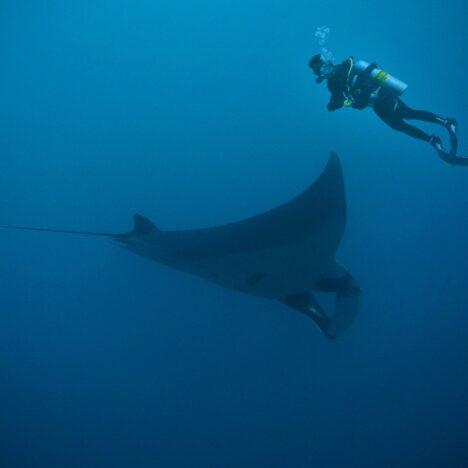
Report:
396,99,446,125
373,97,432,142
395,99,459,152
374,95,461,159
376,112,432,141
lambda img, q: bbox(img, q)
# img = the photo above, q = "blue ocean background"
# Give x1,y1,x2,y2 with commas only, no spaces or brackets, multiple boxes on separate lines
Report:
1,1,467,466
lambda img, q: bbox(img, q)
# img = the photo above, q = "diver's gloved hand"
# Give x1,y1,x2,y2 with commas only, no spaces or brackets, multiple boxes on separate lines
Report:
327,100,343,111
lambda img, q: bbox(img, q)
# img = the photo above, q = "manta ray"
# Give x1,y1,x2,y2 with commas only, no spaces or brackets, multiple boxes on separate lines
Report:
1,152,361,339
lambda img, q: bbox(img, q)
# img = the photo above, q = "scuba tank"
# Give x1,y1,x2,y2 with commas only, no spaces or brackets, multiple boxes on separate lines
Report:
352,59,408,96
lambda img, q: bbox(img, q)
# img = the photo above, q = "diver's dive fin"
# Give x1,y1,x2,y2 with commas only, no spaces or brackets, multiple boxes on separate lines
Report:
435,121,468,166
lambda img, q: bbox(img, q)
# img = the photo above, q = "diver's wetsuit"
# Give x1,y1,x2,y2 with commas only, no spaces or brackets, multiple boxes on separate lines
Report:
373,93,444,142
324,60,446,142
311,54,463,163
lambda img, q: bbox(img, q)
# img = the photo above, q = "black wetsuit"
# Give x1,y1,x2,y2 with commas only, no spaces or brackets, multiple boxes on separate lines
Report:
325,60,445,142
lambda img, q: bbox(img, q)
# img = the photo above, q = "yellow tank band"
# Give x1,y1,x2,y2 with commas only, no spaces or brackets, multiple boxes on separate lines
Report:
375,70,390,83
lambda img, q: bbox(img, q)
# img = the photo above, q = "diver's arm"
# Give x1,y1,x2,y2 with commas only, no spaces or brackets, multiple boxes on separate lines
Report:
327,94,345,111
326,62,349,111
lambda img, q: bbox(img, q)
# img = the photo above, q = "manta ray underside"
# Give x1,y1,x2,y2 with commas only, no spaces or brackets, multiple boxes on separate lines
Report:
1,152,361,339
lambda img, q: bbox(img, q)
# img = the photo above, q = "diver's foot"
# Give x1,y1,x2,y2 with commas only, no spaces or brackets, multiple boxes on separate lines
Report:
443,118,458,134
429,135,444,152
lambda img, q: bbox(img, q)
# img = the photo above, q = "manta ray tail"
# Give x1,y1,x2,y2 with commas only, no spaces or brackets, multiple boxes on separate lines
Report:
0,224,116,237
0,214,160,239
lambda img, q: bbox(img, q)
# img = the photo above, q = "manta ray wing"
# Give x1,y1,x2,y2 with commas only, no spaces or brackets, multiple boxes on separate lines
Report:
0,152,360,338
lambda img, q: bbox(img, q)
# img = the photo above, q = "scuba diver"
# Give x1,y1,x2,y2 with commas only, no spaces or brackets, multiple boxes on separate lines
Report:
309,54,466,166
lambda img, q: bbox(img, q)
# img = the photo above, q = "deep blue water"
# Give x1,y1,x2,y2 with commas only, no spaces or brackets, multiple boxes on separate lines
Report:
1,1,467,466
